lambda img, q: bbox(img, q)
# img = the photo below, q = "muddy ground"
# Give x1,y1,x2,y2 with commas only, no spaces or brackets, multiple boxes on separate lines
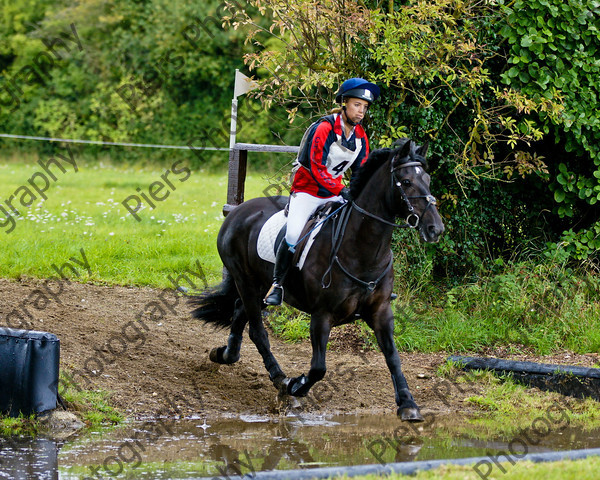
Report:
1,277,598,420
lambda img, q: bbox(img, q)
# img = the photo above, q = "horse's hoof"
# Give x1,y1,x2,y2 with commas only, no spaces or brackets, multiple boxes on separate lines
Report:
209,346,240,364
276,388,303,413
273,376,290,395
209,346,227,364
284,395,303,410
398,407,424,422
287,374,310,397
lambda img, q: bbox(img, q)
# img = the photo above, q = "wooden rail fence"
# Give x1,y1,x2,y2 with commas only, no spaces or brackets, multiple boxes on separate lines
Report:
223,142,299,216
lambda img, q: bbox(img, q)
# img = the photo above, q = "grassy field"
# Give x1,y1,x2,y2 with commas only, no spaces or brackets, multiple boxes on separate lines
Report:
1,151,599,356
0,152,286,289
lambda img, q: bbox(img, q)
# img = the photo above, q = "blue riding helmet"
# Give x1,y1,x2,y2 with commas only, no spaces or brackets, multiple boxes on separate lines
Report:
335,78,380,104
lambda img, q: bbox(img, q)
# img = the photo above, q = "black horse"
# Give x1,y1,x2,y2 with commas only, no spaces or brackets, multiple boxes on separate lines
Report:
191,139,444,421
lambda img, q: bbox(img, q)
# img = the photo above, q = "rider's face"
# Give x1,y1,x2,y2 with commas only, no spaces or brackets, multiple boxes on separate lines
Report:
344,98,369,125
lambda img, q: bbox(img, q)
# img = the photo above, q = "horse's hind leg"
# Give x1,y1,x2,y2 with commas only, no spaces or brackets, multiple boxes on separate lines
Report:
244,296,286,390
210,298,247,364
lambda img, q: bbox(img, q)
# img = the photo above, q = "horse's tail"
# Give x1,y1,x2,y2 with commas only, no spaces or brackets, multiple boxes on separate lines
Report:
189,274,239,329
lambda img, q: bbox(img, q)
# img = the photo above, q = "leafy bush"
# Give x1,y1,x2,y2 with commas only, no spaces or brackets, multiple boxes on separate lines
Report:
0,0,297,167
499,0,600,260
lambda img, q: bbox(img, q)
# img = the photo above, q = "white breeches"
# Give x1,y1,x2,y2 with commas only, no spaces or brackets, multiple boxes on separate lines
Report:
285,192,344,246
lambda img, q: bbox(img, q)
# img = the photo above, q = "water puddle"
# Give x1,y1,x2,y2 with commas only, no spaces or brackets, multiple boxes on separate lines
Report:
2,412,600,479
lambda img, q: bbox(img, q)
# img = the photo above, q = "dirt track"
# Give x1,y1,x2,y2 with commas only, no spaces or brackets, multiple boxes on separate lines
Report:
1,277,598,420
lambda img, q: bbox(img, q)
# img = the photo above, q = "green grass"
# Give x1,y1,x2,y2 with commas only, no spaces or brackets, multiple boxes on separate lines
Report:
0,414,39,436
0,378,122,436
382,260,600,356
265,258,600,356
433,363,600,440
0,154,280,288
58,371,124,428
266,305,311,343
462,376,600,436
61,388,124,428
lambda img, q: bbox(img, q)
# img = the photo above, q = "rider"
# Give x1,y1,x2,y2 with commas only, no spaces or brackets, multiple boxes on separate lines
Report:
264,77,380,305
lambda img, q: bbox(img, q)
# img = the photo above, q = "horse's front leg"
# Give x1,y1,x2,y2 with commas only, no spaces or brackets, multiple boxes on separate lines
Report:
369,304,424,422
286,313,331,397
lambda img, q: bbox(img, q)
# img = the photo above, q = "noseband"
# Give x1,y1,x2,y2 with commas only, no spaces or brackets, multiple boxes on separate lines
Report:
352,160,437,229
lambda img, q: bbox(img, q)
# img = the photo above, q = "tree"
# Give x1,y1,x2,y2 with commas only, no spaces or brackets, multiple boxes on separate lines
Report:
229,0,599,272
0,0,293,164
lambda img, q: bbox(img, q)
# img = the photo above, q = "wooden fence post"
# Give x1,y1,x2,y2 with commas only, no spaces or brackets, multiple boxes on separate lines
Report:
223,146,247,216
223,143,299,216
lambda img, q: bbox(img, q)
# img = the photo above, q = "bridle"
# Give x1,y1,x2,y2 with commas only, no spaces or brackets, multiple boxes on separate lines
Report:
321,156,438,291
351,158,438,230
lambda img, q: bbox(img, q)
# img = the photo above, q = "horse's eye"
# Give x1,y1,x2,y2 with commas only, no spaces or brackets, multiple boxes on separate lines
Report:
401,179,411,187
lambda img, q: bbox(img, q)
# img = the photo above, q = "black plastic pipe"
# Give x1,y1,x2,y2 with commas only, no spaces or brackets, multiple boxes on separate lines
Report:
447,355,600,378
447,355,600,400
193,447,600,480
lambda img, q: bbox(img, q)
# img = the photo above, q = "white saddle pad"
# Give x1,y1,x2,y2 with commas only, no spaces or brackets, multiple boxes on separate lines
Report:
257,210,287,264
257,210,324,270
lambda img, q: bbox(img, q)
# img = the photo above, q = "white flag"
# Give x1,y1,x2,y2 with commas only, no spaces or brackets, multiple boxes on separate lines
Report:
234,69,259,98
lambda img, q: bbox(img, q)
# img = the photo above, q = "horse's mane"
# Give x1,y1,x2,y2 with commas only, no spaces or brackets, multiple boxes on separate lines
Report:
349,138,428,198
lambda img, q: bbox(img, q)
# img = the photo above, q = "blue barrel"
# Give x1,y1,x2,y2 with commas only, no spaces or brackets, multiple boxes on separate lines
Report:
0,328,60,416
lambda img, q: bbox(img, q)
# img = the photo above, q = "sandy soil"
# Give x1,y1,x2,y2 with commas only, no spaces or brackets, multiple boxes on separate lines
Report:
1,277,598,420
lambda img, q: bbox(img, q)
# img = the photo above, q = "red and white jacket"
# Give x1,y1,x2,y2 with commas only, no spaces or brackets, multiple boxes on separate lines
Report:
292,113,369,198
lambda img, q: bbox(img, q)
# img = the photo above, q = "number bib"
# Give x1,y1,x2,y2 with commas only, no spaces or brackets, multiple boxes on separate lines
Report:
326,137,362,178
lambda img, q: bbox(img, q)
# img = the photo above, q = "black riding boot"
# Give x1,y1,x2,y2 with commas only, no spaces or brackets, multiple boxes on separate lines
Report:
264,242,294,306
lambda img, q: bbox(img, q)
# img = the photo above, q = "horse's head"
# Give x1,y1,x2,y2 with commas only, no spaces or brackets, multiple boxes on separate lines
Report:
390,139,445,243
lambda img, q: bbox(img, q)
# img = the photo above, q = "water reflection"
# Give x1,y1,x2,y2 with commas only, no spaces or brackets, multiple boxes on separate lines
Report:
1,413,600,479
0,437,59,480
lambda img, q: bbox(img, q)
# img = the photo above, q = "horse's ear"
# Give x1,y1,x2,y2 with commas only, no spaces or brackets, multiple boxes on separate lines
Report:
416,141,429,159
393,140,412,165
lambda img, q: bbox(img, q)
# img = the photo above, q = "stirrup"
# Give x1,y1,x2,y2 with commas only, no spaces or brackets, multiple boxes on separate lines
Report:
264,284,283,306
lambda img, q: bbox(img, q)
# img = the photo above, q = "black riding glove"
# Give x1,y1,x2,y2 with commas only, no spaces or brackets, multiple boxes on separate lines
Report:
340,187,352,202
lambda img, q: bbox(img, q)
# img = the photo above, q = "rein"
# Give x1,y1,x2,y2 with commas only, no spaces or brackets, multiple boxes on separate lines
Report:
321,201,394,291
